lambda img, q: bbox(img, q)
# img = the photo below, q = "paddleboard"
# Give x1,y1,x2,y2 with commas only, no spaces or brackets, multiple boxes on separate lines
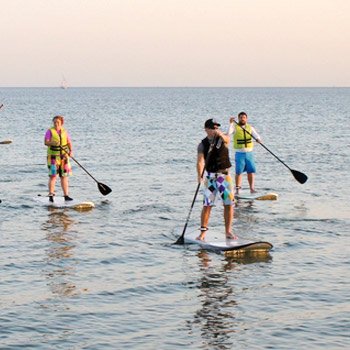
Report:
236,192,278,201
0,139,12,144
184,229,273,256
34,195,95,210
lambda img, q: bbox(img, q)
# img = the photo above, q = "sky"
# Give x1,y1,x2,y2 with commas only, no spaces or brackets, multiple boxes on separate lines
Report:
0,0,349,87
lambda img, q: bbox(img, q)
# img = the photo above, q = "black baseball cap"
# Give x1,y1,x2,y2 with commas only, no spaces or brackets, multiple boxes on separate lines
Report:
204,118,221,129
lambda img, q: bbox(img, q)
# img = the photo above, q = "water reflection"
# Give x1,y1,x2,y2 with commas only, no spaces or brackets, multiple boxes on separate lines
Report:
191,251,237,349
41,209,79,298
189,250,272,349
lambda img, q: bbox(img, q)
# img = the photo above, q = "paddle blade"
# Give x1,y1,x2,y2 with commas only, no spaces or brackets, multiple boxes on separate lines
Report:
174,218,191,245
98,182,112,196
174,235,185,245
291,169,308,184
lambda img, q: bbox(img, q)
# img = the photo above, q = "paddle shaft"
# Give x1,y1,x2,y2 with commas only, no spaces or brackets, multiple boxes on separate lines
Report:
59,146,102,183
175,168,205,245
175,137,217,245
69,153,99,183
232,120,295,169
58,146,112,195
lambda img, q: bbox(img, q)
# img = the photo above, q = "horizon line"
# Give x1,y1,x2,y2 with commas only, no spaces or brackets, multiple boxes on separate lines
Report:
0,85,349,89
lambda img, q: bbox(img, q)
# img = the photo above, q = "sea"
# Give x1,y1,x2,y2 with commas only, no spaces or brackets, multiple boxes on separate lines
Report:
0,87,349,349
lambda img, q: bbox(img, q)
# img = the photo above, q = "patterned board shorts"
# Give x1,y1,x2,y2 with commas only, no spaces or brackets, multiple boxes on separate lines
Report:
47,155,72,177
203,172,234,206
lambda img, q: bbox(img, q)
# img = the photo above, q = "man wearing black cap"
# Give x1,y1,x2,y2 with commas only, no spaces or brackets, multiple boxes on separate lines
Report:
196,118,236,241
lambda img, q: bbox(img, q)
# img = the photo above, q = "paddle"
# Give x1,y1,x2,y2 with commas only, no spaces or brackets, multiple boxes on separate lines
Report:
60,146,112,196
174,138,217,245
232,119,308,184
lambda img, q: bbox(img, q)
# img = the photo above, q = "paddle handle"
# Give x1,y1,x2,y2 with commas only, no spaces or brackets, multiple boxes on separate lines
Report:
175,138,217,245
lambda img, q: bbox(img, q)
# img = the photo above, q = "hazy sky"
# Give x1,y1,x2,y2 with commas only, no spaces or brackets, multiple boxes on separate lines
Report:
0,0,349,87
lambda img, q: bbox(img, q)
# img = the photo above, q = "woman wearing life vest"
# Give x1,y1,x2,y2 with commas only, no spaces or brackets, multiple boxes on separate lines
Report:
196,118,236,241
44,115,73,202
228,112,261,194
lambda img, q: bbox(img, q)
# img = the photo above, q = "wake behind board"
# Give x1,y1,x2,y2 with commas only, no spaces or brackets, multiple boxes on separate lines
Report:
34,195,95,210
236,192,278,201
184,229,273,256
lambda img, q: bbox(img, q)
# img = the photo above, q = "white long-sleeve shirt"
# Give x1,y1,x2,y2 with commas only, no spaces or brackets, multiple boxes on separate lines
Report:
228,122,261,153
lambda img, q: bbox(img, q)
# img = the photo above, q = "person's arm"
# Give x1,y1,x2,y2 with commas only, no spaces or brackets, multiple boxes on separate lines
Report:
197,144,205,184
217,129,229,144
44,130,59,147
215,129,230,145
228,116,236,135
251,126,262,143
66,132,73,155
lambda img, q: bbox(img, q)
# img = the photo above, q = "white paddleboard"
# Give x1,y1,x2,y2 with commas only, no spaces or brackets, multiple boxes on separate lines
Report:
236,192,278,201
34,195,95,210
184,229,273,256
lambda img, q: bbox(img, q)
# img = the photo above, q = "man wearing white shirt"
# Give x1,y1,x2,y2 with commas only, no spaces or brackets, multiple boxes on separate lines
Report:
228,112,261,194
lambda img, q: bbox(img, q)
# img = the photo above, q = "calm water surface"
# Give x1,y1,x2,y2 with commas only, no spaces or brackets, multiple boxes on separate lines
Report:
0,87,349,349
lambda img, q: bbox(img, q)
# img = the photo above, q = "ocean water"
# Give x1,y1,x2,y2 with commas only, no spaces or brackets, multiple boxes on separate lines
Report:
0,87,349,349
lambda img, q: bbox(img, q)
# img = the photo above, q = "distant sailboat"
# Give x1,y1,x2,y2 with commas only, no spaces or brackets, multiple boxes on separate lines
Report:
60,75,68,89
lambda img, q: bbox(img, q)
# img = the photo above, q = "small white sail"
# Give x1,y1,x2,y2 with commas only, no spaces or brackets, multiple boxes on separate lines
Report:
60,75,68,89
